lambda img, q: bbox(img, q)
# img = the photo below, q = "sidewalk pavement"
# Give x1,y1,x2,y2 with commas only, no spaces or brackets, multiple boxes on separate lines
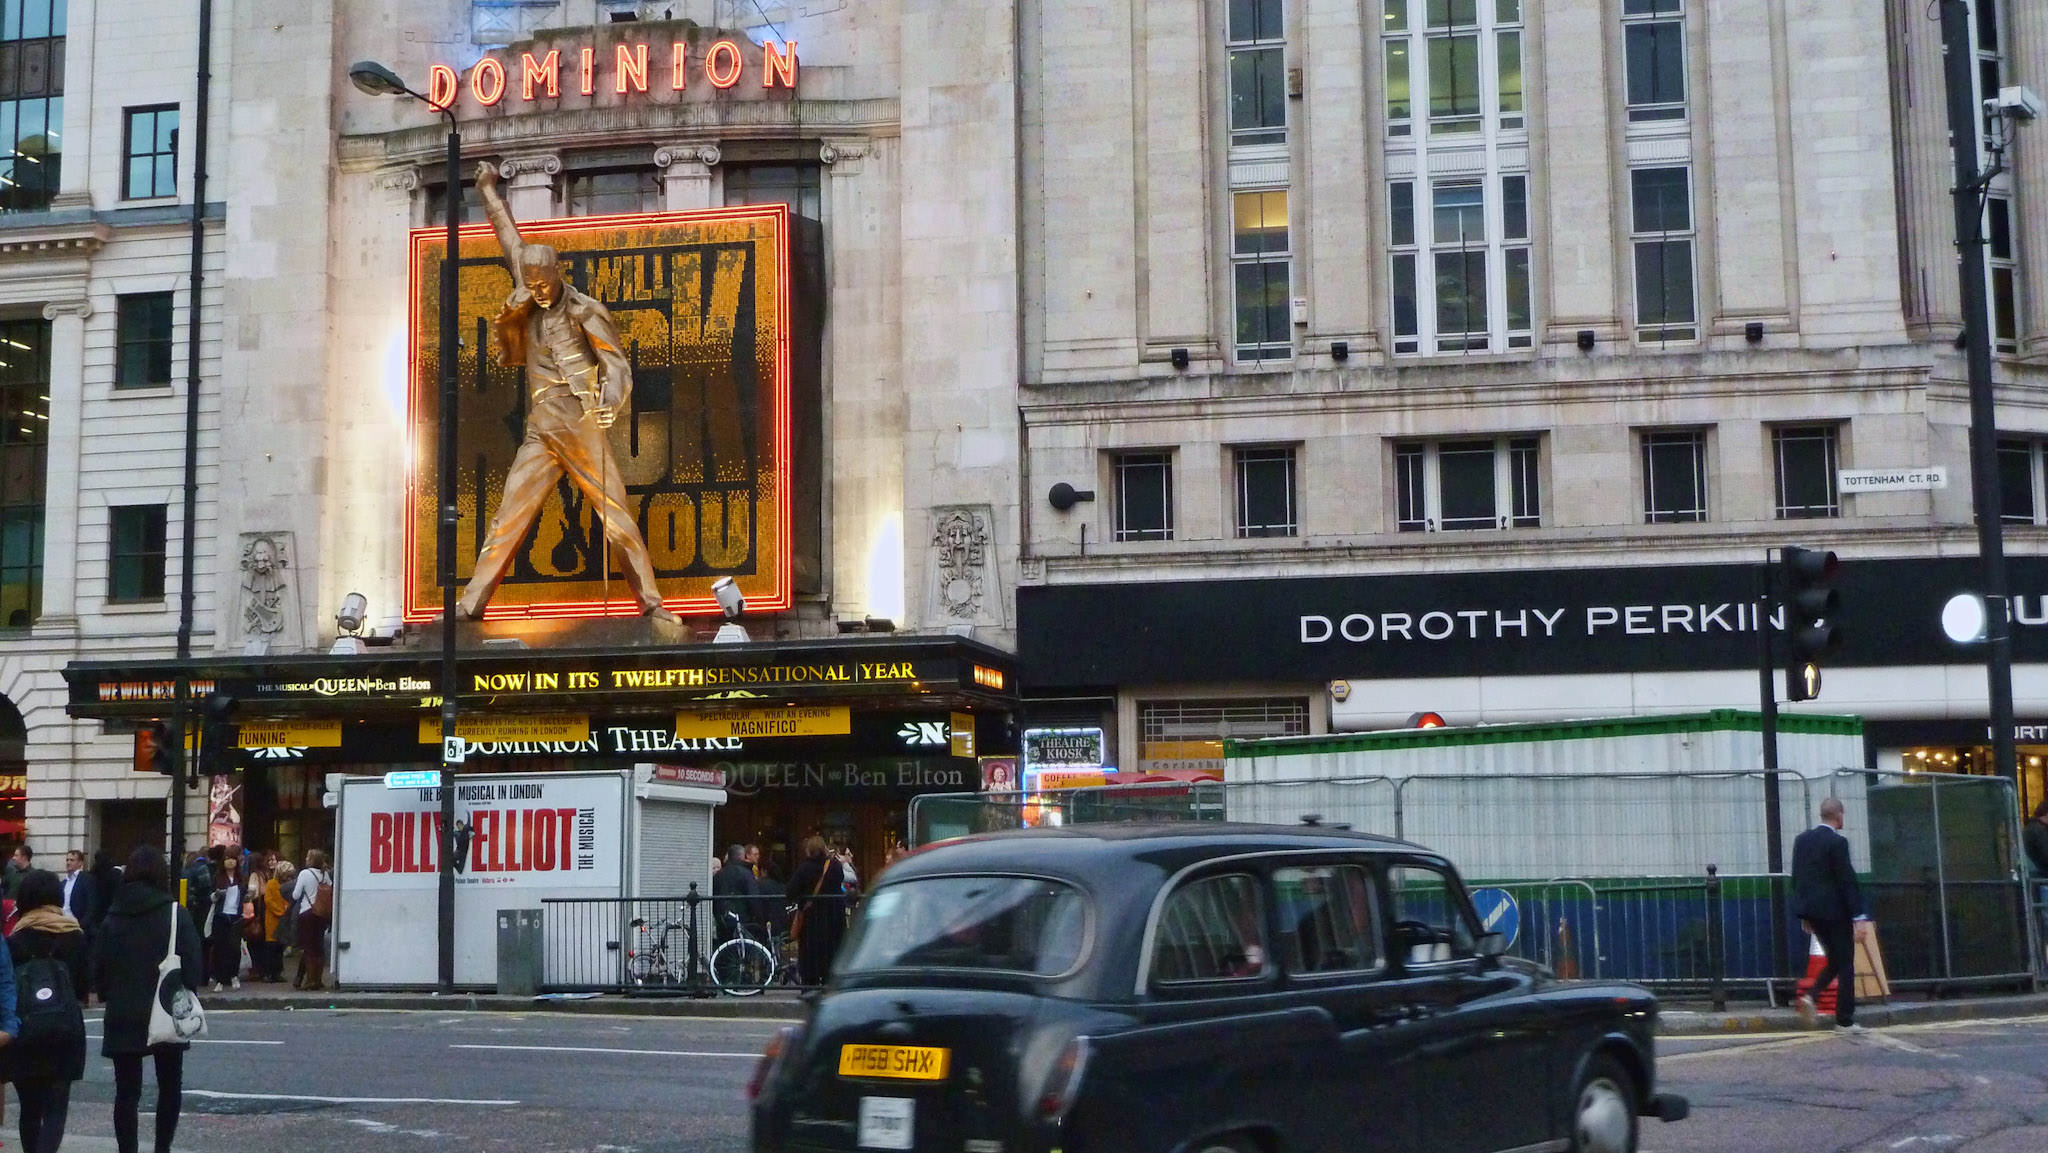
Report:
1659,989,2048,1034
200,981,2048,1033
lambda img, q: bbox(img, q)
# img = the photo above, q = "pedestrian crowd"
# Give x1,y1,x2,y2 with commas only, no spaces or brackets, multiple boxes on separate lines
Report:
711,838,886,985
0,840,336,1153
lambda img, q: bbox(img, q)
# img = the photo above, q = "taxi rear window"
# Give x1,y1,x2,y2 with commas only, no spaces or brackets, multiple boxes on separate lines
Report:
839,876,1089,977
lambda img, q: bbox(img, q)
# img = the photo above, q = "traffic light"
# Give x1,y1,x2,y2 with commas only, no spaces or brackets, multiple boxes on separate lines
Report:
135,721,178,776
1779,546,1842,702
196,692,237,788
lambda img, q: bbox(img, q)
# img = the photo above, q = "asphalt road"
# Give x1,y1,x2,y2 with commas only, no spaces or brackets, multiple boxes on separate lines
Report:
57,1008,794,1153
1651,1014,2048,1153
30,1008,2048,1151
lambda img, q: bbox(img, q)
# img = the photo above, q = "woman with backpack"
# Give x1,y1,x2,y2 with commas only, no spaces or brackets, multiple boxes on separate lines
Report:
89,846,202,1153
6,869,86,1153
289,849,331,990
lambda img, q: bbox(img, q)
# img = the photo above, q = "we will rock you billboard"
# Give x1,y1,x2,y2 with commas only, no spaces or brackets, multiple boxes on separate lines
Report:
405,206,792,620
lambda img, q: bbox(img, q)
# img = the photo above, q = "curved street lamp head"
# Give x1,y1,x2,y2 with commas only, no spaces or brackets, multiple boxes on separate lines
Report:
347,60,409,97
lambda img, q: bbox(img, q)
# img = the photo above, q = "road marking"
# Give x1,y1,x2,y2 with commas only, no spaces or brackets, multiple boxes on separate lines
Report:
186,1090,519,1106
85,1036,282,1046
449,1043,756,1058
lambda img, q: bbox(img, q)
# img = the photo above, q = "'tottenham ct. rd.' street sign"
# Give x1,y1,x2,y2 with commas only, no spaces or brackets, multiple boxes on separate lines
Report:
1837,467,1947,494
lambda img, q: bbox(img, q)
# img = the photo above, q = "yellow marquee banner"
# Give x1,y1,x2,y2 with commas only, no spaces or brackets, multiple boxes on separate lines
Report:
675,705,849,740
237,720,344,749
416,715,593,744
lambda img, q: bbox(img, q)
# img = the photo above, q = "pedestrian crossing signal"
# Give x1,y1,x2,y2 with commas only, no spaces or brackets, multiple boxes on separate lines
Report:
135,721,178,776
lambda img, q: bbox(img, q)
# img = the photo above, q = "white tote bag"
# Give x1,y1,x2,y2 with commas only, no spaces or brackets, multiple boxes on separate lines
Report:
145,903,207,1046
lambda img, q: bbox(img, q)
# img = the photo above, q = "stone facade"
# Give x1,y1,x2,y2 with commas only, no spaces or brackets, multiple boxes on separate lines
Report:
3,0,2047,841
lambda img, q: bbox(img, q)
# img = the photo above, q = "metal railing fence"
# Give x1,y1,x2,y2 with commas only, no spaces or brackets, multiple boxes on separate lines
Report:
540,887,858,993
905,765,2041,997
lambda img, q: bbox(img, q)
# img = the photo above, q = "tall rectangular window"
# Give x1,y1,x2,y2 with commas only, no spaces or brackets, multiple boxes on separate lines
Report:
1432,181,1488,351
1622,0,1686,122
1382,0,1531,357
1394,436,1540,532
1384,0,1523,141
1988,195,2018,353
423,181,486,226
1228,0,1286,147
1631,167,1697,343
1114,452,1174,542
1641,429,1708,523
122,106,178,200
1233,446,1297,538
723,163,822,220
1772,425,1840,519
565,168,658,216
0,319,47,627
1998,438,2039,524
0,0,65,214
115,293,174,389
1233,189,1292,362
109,505,167,602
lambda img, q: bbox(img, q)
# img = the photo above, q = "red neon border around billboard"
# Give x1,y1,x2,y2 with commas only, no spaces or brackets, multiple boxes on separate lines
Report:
401,203,794,623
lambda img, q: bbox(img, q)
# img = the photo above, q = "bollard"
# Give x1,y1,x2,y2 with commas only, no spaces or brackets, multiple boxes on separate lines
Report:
1705,864,1725,1012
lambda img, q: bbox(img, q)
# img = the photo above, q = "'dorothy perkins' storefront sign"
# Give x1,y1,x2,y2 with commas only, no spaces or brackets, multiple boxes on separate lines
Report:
1018,557,2048,686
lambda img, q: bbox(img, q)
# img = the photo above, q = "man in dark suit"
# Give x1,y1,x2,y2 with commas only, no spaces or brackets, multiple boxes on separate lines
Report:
712,844,761,945
1791,797,1873,1033
60,848,96,924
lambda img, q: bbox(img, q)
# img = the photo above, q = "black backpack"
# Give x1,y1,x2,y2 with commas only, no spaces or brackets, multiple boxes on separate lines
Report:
14,939,83,1053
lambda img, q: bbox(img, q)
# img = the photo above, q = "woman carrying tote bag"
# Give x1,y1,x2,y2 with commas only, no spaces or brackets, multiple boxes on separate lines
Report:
88,846,202,1153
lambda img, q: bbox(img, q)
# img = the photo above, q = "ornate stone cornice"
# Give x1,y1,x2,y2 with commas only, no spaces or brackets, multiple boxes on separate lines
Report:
497,152,563,179
0,220,110,258
655,143,720,169
374,167,421,193
41,299,91,321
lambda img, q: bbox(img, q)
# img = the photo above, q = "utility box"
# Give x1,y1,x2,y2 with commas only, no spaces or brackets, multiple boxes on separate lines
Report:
496,908,542,996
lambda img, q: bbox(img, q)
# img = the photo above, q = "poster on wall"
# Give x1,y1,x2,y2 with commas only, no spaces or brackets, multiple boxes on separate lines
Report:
342,772,625,892
405,205,793,621
206,775,242,849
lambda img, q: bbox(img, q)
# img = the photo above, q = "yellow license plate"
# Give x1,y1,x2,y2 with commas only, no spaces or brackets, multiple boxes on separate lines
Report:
838,1044,951,1081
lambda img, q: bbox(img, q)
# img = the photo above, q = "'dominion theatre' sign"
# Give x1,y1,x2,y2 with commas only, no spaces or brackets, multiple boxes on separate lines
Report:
406,205,793,621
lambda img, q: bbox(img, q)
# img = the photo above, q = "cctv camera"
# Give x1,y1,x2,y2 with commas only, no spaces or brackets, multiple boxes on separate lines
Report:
711,577,744,620
1990,85,2043,122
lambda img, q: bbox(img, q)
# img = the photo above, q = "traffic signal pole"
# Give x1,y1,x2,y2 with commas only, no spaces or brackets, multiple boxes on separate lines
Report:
1940,0,2017,786
1756,560,1787,988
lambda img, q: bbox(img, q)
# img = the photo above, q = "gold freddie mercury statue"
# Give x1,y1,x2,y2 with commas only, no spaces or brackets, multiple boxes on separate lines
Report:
455,160,678,624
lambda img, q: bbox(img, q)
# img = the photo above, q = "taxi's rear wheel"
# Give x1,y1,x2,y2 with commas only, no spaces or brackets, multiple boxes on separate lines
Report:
1191,1136,1258,1153
1571,1054,1638,1153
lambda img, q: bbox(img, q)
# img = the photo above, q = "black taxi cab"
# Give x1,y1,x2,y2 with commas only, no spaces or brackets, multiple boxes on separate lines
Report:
748,823,1689,1153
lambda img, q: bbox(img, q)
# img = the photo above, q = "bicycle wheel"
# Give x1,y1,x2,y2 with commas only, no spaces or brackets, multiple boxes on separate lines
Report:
710,937,776,996
626,949,661,987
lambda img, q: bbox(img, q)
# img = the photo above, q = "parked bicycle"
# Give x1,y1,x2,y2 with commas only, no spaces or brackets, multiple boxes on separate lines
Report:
710,912,777,996
626,915,688,987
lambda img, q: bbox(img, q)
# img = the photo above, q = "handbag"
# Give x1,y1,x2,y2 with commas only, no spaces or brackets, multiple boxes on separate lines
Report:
786,863,831,942
145,903,207,1046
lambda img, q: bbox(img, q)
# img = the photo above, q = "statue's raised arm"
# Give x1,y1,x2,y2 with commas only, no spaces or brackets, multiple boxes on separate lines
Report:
474,160,525,268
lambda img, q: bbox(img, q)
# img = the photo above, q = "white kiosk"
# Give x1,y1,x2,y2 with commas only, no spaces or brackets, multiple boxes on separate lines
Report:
332,765,724,987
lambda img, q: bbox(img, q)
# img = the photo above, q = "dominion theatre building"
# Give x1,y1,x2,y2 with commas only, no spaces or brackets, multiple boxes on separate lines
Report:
36,0,1027,882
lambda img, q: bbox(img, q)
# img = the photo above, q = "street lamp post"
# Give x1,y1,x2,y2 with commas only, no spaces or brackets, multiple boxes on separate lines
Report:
348,61,462,994
1937,2,2020,788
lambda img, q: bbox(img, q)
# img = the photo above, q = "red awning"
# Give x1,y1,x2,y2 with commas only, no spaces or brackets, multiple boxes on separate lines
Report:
0,820,26,835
